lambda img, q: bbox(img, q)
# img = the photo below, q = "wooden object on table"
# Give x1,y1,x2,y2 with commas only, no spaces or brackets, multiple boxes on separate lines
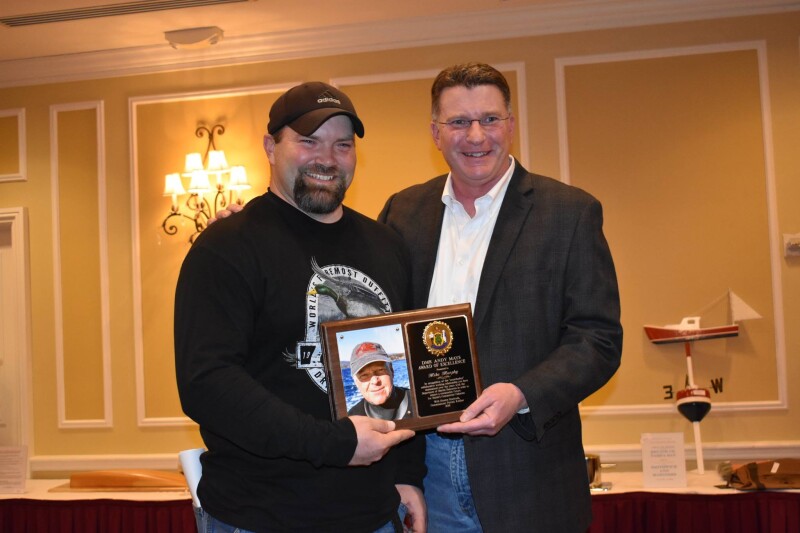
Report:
49,469,188,492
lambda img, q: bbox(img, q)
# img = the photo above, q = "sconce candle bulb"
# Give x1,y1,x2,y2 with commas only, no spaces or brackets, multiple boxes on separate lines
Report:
163,173,186,210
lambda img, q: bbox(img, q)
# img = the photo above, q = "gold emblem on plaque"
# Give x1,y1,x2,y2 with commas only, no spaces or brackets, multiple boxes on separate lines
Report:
422,321,453,356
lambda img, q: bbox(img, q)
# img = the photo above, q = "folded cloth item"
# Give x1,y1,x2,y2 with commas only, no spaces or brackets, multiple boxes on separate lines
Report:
725,459,800,490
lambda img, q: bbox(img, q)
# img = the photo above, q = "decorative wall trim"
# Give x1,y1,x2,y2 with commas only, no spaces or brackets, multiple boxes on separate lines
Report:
129,83,292,427
28,440,800,475
580,399,787,417
1,1,797,88
584,440,800,464
555,41,774,184
0,108,26,182
0,207,33,462
30,453,184,474
50,101,113,429
556,41,787,416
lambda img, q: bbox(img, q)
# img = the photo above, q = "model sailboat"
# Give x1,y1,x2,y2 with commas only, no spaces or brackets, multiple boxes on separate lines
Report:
643,290,761,474
643,291,761,345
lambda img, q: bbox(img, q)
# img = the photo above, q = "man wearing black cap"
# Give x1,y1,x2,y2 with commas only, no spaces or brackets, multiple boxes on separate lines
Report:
348,342,414,420
175,82,426,533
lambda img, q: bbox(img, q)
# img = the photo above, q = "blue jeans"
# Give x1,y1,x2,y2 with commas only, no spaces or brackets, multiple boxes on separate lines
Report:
424,433,483,533
193,504,407,532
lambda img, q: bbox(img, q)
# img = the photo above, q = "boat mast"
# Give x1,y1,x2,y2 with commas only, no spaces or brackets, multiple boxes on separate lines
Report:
684,341,697,388
684,341,705,473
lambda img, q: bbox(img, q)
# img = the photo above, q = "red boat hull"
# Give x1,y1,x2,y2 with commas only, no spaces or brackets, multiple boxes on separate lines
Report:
644,324,738,344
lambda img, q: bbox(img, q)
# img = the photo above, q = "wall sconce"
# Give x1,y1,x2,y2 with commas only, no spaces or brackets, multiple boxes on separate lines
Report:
162,124,250,243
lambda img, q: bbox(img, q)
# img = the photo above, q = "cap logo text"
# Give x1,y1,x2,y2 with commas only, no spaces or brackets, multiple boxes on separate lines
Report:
317,91,341,105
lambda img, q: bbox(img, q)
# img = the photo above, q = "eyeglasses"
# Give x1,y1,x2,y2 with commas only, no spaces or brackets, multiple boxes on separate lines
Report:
436,116,510,130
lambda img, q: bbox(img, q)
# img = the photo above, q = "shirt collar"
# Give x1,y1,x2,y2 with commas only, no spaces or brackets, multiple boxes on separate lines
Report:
441,156,516,213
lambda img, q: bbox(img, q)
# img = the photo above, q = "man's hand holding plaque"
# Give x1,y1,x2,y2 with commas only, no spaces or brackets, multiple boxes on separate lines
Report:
436,382,527,436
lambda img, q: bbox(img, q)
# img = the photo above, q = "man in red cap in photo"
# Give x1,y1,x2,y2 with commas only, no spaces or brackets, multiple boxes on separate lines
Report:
348,342,414,420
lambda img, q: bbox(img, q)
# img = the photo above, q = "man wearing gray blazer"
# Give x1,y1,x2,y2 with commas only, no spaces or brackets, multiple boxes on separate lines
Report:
379,63,623,533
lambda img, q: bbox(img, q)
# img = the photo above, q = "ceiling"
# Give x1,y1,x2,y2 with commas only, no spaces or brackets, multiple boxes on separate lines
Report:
1,0,798,87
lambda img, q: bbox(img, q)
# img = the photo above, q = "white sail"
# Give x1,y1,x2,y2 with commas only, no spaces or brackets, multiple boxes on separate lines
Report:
729,291,762,323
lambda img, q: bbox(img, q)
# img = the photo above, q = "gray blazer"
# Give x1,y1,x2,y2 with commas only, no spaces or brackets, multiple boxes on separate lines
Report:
379,161,622,533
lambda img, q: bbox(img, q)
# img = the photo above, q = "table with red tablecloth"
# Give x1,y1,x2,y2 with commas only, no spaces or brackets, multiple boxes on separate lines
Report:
589,470,800,533
2,472,798,532
0,479,195,533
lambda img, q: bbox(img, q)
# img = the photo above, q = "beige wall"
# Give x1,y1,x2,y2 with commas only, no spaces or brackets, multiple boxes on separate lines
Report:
0,11,798,475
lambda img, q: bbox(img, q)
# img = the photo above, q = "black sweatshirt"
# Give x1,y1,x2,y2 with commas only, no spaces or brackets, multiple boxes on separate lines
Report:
175,191,425,532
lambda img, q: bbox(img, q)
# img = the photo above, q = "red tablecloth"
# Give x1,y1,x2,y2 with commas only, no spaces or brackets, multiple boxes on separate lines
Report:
2,485,798,532
590,490,800,533
0,498,196,533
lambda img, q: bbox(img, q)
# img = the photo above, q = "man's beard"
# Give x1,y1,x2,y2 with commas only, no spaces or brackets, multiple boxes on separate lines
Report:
293,164,348,215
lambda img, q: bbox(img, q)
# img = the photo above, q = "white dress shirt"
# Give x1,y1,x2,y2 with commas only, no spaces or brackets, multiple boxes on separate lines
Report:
427,157,529,413
427,157,515,310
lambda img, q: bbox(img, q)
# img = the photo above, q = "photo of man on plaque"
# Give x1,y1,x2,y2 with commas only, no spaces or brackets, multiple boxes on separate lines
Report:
336,325,414,420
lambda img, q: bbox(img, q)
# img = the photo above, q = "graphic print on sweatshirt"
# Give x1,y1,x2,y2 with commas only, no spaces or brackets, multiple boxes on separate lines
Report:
287,257,392,391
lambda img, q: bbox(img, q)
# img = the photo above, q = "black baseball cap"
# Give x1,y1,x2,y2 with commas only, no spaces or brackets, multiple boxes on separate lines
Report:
268,81,365,138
